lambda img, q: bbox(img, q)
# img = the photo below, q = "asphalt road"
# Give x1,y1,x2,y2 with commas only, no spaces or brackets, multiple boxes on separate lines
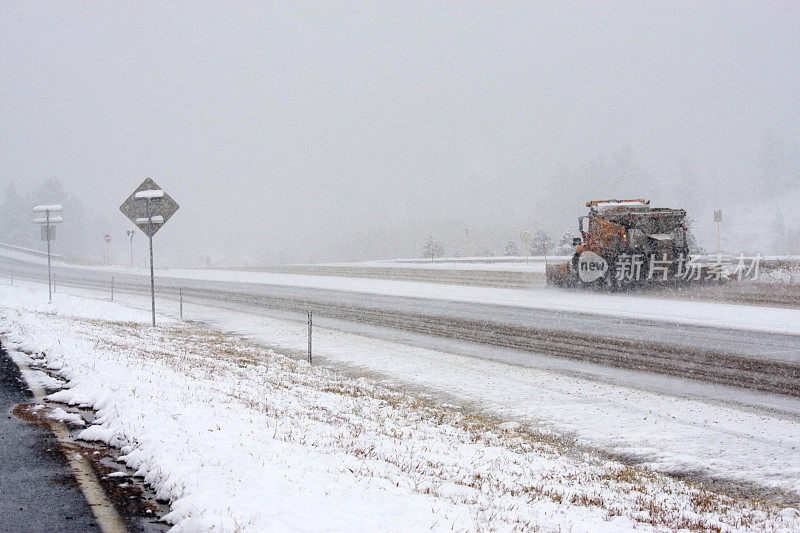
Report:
3,255,799,396
0,344,100,532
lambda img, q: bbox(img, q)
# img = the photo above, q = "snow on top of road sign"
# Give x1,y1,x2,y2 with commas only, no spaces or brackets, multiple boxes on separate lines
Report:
34,216,63,224
134,189,165,199
32,204,63,212
135,216,165,224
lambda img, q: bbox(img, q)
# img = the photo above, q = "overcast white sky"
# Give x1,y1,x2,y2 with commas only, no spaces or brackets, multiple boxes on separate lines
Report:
2,1,798,263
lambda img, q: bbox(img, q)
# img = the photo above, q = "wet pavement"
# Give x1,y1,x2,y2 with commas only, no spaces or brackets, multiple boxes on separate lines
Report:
0,343,100,532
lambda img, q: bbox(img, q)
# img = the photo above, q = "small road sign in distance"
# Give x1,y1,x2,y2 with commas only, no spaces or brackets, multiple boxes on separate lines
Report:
32,204,62,304
104,234,111,243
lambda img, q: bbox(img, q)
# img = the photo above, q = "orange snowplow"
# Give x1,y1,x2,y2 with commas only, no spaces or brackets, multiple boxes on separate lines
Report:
547,199,692,289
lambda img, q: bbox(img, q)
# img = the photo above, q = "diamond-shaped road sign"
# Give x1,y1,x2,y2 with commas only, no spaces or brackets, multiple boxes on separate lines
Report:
119,178,179,237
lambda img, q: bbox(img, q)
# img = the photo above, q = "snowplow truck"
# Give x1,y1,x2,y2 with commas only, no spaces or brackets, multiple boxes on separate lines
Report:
546,199,690,289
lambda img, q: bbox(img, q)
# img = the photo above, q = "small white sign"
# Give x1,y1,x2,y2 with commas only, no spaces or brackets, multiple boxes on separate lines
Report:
578,251,608,282
135,216,165,225
34,216,63,224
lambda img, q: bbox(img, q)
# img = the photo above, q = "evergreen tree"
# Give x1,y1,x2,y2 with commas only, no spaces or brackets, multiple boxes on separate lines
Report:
557,231,576,255
528,230,553,256
1,183,34,247
423,236,445,259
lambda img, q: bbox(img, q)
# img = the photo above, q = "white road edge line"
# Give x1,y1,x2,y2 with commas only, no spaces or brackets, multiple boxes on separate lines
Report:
7,347,127,533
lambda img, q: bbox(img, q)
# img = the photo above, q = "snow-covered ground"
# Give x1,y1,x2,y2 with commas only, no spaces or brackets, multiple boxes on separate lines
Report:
760,263,800,285
1,283,799,531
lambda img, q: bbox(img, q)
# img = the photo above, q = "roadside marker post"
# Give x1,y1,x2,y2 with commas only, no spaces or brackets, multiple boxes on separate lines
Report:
119,178,180,327
111,276,115,301
33,204,63,304
308,310,313,365
521,231,532,264
179,287,183,319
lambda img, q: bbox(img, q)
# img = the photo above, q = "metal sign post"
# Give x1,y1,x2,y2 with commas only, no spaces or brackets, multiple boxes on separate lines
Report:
714,209,722,254
119,178,180,327
33,205,63,303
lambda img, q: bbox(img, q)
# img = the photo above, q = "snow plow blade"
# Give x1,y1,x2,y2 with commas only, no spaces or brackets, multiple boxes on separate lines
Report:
546,261,577,287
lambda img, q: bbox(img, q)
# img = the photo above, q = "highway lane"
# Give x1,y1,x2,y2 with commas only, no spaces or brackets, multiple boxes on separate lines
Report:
210,261,800,309
2,255,799,396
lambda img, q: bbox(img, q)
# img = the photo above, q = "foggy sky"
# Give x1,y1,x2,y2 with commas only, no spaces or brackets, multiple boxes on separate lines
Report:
2,1,799,264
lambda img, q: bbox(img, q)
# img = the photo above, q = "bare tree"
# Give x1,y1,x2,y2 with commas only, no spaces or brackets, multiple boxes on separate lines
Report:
423,236,445,260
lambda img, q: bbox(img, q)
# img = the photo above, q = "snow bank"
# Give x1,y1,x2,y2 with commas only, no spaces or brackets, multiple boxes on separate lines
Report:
760,263,800,285
47,407,86,427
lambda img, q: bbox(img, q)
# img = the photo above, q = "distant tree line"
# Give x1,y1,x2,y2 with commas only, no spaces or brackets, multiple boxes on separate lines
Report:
424,221,706,260
0,178,107,262
425,229,578,259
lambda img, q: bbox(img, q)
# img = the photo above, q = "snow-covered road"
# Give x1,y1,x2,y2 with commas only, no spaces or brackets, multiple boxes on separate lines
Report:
3,247,800,335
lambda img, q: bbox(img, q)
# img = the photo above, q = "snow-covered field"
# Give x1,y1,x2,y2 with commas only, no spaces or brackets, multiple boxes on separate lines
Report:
1,284,799,531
